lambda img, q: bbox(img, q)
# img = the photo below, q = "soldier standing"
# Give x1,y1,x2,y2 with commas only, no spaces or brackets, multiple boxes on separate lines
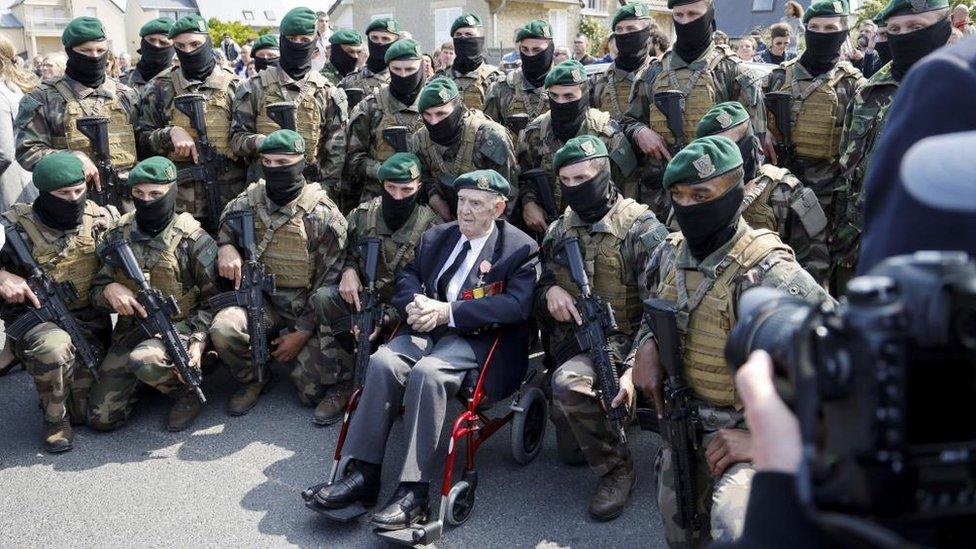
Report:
87,156,219,433
338,17,402,98
540,136,667,520
251,35,280,75
412,78,516,221
517,60,638,235
483,20,554,133
230,7,348,191
209,130,348,421
124,17,175,96
590,4,656,122
320,29,364,86
311,152,440,424
632,136,829,546
136,14,244,231
0,152,115,452
434,13,502,111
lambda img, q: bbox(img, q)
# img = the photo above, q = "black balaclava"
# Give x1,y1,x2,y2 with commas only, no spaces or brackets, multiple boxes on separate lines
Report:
329,43,358,76
176,35,215,81
550,96,588,143
736,130,761,181
799,29,847,76
426,102,465,146
561,164,616,224
133,185,177,237
614,27,652,71
367,40,392,73
520,43,554,87
136,38,174,80
452,36,486,74
279,36,315,80
889,16,951,80
33,191,86,231
254,54,279,73
389,66,424,105
65,48,107,88
876,39,892,66
381,186,418,231
673,5,715,63
673,178,744,261
264,159,307,206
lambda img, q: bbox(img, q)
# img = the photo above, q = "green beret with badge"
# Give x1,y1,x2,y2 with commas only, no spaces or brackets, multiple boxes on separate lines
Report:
418,77,460,111
252,34,279,55
128,156,178,186
378,152,422,183
258,129,307,155
545,60,588,88
516,20,553,42
877,0,949,22
280,7,316,36
33,151,85,192
62,17,106,48
803,0,850,23
453,169,511,199
663,136,743,188
140,17,174,38
612,3,652,29
553,135,609,174
366,17,402,35
451,13,483,35
696,102,750,138
168,14,208,38
330,28,363,46
385,38,423,64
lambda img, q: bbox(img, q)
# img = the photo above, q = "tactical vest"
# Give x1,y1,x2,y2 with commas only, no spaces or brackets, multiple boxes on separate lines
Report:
362,198,436,297
415,109,486,183
117,212,201,321
453,64,499,110
537,109,616,208
372,88,423,162
51,78,136,170
599,64,638,120
553,199,647,334
770,61,853,160
740,164,796,233
246,182,328,289
254,70,329,164
657,228,791,406
505,70,549,121
3,202,101,310
648,49,725,148
166,68,237,160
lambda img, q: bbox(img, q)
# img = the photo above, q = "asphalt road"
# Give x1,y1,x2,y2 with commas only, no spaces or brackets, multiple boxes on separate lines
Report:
0,364,665,548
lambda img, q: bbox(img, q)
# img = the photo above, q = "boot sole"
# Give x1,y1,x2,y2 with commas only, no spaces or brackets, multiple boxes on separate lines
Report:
312,412,345,427
44,442,74,454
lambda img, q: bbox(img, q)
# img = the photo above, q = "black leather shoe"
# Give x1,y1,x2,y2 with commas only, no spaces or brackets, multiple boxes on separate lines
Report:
369,485,430,531
313,469,381,509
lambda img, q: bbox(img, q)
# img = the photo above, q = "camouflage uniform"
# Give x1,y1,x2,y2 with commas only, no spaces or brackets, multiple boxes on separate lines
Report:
135,65,246,222
87,212,219,430
831,63,898,293
320,63,344,87
637,219,830,546
764,59,864,217
538,196,667,476
209,182,348,401
338,66,390,98
311,197,440,384
589,60,650,122
0,202,115,425
620,44,767,220
482,68,550,132
123,66,158,98
435,63,504,111
230,66,348,187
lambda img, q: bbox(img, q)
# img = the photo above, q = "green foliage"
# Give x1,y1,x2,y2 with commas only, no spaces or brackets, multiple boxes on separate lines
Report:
578,16,610,56
856,0,975,24
206,18,275,46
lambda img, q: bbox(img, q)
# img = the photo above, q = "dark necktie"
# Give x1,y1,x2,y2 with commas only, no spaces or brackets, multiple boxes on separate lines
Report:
437,240,471,301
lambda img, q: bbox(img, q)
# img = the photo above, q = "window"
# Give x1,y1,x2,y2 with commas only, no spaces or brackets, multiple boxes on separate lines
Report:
265,10,276,21
581,0,607,15
434,7,463,46
159,10,181,21
242,10,255,21
53,8,65,19
549,9,568,46
32,7,44,20
85,7,97,17
752,0,774,11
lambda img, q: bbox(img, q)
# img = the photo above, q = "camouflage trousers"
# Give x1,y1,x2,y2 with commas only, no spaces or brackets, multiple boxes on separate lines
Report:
87,336,190,431
14,321,98,423
309,285,358,385
654,404,755,548
209,305,326,405
174,166,246,231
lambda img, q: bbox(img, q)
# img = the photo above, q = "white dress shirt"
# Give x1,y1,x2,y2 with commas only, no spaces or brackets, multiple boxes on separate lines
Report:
435,226,494,327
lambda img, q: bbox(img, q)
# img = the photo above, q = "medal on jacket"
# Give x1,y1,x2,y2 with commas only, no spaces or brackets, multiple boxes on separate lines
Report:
476,260,491,287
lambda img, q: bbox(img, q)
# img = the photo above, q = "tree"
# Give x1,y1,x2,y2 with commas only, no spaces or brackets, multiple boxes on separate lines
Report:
578,16,609,56
207,18,275,46
857,0,975,25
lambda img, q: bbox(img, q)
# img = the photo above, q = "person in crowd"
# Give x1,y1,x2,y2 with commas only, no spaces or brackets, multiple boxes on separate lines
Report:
781,1,804,56
39,53,66,80
0,34,37,210
756,23,796,64
713,29,729,46
736,36,757,61
553,45,571,65
572,34,597,64
221,32,241,62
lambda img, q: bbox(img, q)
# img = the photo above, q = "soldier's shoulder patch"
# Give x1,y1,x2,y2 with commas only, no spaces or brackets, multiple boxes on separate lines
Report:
693,154,716,179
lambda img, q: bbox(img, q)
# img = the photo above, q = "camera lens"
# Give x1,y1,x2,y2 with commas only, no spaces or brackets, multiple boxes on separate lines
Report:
725,287,812,372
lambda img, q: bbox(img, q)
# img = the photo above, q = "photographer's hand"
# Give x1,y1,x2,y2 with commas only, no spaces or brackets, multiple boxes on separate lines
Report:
735,350,802,473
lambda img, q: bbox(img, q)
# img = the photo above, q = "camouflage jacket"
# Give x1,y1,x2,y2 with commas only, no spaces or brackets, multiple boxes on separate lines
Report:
338,66,390,97
589,60,649,121
346,86,423,195
482,68,550,131
435,63,504,111
320,63,344,87
123,66,161,98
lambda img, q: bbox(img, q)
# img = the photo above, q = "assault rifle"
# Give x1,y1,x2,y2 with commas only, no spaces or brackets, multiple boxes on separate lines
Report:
653,90,686,152
351,237,381,387
76,116,125,209
519,168,558,223
207,211,276,384
381,126,409,153
344,88,365,111
100,238,206,403
506,113,529,136
4,229,102,379
266,102,297,131
764,91,796,168
173,93,231,234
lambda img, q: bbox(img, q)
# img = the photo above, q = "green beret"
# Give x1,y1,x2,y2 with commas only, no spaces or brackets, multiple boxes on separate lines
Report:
385,38,422,64
453,169,510,199
545,60,588,88
515,20,552,42
33,152,85,192
612,3,652,29
418,77,460,111
280,7,316,37
140,17,173,38
696,102,750,138
168,14,208,39
330,28,363,46
252,34,279,55
378,152,422,182
451,13,483,35
258,129,307,155
552,135,609,174
62,17,105,48
803,0,849,23
366,17,401,35
664,136,743,188
876,0,948,22
128,156,178,186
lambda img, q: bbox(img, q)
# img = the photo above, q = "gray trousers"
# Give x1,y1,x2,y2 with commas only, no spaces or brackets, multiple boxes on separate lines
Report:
343,333,479,482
